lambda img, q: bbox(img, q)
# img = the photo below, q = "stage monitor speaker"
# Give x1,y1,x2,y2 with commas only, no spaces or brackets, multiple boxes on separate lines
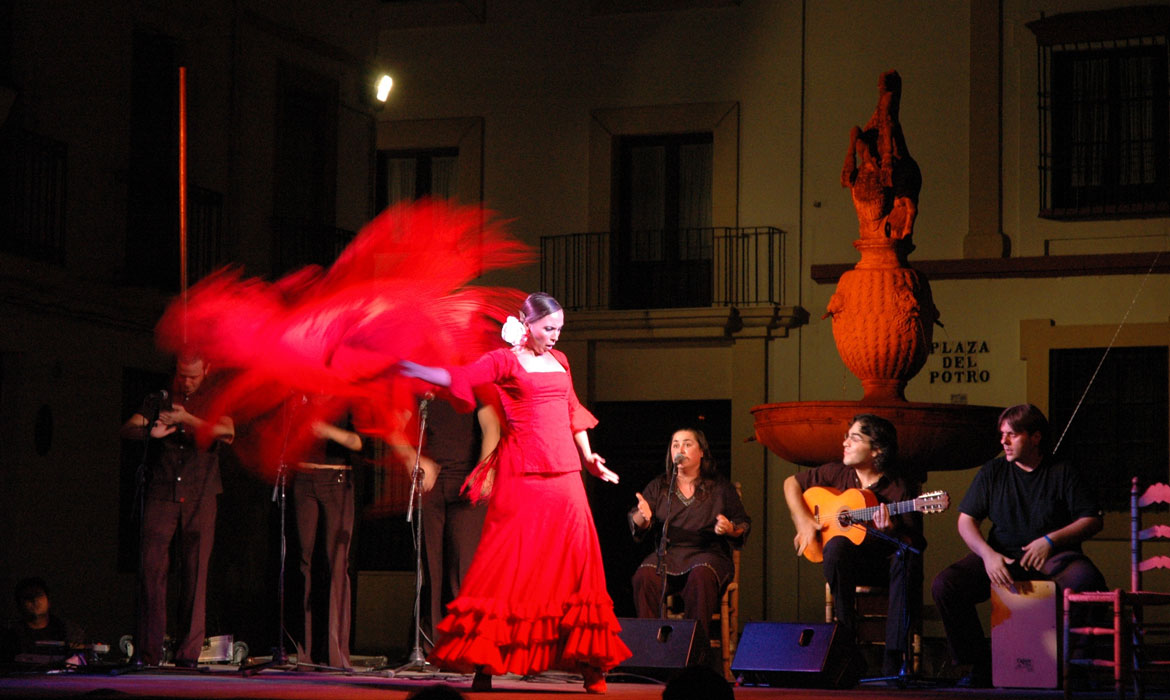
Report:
731,622,856,688
614,618,697,680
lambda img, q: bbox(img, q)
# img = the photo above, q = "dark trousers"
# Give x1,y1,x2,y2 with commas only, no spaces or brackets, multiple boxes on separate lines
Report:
137,495,217,665
931,550,1107,668
294,471,355,668
822,535,920,652
421,476,486,650
631,564,722,665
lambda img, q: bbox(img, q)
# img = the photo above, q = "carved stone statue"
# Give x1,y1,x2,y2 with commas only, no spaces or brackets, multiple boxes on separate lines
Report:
827,70,938,402
841,70,922,250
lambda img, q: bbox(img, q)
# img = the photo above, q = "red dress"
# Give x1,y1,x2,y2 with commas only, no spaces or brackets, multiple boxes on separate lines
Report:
427,348,632,674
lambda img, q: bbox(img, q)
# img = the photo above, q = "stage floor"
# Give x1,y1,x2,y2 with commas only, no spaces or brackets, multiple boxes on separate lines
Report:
0,665,1146,700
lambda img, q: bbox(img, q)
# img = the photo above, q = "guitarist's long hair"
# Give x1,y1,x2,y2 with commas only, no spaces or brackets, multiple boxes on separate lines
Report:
852,413,899,476
663,427,719,497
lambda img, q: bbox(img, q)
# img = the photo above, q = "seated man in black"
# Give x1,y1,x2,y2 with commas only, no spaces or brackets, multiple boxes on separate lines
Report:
931,403,1105,687
782,413,923,676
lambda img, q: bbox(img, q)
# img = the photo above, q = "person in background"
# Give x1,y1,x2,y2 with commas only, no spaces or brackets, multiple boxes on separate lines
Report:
0,577,85,663
415,390,499,653
120,353,234,667
292,399,363,670
931,403,1105,688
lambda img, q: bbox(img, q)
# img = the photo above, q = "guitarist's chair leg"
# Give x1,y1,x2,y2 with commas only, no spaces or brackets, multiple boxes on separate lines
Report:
825,582,923,674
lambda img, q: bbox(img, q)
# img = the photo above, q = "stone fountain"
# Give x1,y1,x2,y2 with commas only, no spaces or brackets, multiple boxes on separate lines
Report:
752,70,1002,480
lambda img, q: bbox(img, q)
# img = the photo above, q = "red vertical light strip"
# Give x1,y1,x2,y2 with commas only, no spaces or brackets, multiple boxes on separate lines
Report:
178,66,189,343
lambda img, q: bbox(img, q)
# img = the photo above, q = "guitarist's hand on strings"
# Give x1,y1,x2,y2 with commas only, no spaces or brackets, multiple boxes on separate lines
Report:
792,520,818,557
872,502,893,532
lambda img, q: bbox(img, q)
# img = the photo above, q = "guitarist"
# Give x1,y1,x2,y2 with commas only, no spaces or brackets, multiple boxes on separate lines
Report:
783,413,924,676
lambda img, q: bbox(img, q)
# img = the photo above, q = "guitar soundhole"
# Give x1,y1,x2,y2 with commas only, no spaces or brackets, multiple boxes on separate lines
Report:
836,512,852,528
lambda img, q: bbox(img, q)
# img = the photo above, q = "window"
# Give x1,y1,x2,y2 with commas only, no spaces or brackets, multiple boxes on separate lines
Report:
272,64,340,274
357,146,464,572
375,147,459,209
612,132,713,309
1031,7,1170,219
1049,345,1168,510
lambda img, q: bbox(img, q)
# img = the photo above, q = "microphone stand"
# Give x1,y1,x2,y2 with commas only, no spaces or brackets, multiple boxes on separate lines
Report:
241,396,302,676
123,393,165,670
656,461,680,619
855,526,928,689
391,395,439,676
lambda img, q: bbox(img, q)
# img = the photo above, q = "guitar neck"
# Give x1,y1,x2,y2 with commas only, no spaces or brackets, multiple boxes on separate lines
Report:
844,497,917,524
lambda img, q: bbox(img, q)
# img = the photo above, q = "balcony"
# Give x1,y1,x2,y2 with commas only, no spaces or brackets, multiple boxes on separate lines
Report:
541,226,788,311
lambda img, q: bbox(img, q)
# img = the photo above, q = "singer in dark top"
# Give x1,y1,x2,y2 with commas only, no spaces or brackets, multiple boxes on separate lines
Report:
120,354,234,667
629,428,750,666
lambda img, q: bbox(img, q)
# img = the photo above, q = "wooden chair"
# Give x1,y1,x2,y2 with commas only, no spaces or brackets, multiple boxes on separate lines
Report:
824,583,922,672
1064,477,1170,699
665,483,743,680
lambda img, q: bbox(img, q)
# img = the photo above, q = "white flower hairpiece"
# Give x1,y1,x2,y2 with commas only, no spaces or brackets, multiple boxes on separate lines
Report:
501,316,526,346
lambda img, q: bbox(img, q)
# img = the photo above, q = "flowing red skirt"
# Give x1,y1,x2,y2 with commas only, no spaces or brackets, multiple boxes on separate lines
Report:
428,469,632,675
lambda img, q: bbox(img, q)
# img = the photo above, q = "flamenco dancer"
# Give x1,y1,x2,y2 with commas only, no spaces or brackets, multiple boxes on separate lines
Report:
399,292,632,694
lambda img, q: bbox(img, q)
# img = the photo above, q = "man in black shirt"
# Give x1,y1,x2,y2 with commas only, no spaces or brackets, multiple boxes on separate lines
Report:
931,403,1105,687
120,354,234,667
293,403,363,670
783,413,923,676
417,391,498,653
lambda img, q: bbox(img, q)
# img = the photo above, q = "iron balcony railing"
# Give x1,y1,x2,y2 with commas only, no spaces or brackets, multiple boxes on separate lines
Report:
540,226,786,311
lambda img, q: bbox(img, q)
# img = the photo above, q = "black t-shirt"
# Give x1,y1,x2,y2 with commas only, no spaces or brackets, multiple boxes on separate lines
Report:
959,454,1102,560
140,388,224,503
301,410,356,466
423,396,484,483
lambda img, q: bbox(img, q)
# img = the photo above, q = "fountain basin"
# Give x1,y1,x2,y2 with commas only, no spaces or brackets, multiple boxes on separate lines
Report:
752,400,1004,481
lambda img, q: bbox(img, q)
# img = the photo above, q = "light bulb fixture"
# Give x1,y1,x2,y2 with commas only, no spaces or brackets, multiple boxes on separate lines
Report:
375,74,393,103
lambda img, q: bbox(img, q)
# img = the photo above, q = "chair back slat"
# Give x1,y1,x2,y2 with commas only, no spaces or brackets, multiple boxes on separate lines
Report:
1133,477,1170,592
1139,555,1170,574
1140,482,1170,507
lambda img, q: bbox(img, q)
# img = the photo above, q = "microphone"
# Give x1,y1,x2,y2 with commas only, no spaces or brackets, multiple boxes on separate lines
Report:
143,389,170,425
672,453,685,466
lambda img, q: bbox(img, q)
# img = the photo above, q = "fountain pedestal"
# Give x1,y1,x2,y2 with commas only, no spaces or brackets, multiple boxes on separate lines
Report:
752,400,1002,481
752,70,1001,477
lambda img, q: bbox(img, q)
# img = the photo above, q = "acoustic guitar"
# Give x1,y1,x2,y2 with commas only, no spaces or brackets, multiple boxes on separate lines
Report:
799,486,950,562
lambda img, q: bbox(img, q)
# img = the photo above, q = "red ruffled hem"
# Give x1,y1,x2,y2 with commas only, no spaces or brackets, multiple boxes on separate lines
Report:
428,593,633,675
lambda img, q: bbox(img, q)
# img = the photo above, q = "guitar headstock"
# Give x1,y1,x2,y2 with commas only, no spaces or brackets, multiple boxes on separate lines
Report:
914,490,950,513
